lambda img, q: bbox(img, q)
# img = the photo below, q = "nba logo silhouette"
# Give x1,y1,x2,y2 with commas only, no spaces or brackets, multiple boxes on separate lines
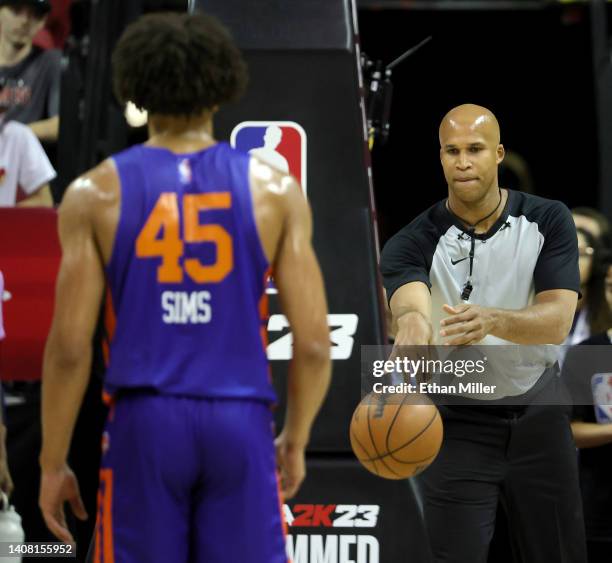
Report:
230,121,307,193
231,122,306,295
178,158,192,184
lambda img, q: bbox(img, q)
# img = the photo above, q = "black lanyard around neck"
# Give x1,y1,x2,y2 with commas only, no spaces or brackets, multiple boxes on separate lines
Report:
446,188,503,300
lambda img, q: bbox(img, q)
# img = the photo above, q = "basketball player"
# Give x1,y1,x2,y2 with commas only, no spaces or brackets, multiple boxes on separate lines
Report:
381,104,586,562
38,13,331,562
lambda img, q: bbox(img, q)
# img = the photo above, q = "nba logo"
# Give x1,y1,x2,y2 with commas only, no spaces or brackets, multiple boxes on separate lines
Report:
591,373,612,423
101,431,110,455
231,122,306,295
230,121,307,193
178,158,192,184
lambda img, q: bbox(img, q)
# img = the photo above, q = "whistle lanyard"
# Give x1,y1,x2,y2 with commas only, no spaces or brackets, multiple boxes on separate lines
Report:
446,188,502,301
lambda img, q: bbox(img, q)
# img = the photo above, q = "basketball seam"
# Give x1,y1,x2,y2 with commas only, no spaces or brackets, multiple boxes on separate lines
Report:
371,457,380,476
384,393,411,458
387,407,439,455
350,427,374,461
376,452,438,465
386,410,441,464
366,400,402,478
363,409,440,463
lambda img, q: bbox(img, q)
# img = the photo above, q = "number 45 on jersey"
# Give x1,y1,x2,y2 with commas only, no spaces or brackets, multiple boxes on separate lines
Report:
135,192,358,359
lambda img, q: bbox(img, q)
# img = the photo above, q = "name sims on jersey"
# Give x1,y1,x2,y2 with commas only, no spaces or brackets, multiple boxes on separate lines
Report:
161,291,212,324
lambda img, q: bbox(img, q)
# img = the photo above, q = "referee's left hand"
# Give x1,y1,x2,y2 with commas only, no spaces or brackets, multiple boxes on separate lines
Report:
439,303,494,345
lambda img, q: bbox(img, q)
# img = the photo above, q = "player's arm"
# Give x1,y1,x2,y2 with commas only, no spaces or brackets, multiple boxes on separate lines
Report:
29,116,60,142
40,178,104,469
571,421,612,448
17,184,53,207
39,175,104,542
273,178,331,499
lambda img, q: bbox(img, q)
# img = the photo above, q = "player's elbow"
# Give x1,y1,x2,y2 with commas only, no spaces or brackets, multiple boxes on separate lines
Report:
44,331,92,374
293,330,331,367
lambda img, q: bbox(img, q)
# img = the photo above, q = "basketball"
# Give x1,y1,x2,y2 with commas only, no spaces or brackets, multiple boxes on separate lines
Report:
350,392,443,480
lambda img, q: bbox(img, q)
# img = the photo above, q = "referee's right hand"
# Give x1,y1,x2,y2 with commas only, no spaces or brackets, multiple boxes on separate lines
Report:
392,312,435,383
394,311,433,346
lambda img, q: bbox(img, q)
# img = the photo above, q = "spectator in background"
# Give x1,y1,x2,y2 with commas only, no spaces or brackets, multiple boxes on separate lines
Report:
497,149,535,194
572,207,612,250
563,228,612,347
0,0,61,142
0,116,54,206
33,0,71,50
562,257,612,563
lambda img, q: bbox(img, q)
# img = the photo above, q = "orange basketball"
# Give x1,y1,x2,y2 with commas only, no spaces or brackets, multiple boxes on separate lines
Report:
350,392,443,479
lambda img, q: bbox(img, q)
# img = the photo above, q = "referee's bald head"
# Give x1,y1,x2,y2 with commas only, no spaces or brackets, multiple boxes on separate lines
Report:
439,104,501,147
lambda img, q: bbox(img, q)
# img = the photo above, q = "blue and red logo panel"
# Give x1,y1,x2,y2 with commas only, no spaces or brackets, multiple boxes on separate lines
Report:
230,121,307,194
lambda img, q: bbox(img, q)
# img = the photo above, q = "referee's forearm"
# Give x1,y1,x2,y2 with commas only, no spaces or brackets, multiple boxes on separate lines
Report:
488,303,571,344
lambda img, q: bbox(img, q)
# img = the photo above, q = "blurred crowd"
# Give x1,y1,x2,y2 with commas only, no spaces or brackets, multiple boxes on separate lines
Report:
0,0,69,207
562,208,612,563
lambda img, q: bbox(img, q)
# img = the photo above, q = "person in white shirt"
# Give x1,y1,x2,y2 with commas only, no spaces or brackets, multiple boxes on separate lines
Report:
0,118,54,206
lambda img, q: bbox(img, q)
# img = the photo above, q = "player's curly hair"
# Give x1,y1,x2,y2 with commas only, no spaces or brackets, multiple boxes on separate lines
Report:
112,12,248,116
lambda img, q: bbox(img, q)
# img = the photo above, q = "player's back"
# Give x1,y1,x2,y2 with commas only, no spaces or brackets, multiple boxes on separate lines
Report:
104,142,274,403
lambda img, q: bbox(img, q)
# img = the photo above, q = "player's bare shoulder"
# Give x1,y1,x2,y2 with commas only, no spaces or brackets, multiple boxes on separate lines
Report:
61,159,121,263
248,156,307,263
63,159,119,208
249,156,303,203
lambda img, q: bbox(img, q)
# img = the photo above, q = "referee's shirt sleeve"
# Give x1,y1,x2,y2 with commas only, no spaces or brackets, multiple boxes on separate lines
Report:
534,201,580,295
380,228,431,304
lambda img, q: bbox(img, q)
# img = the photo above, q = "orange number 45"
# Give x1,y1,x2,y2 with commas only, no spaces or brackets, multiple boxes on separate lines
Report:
135,192,234,283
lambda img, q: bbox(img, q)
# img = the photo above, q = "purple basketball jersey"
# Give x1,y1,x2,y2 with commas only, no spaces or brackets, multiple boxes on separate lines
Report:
104,143,274,403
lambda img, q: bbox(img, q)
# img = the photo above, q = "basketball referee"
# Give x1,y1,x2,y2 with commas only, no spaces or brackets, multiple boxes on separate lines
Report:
381,104,586,563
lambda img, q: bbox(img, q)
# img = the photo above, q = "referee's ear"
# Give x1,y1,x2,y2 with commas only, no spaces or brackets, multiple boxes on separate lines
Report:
496,144,505,164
